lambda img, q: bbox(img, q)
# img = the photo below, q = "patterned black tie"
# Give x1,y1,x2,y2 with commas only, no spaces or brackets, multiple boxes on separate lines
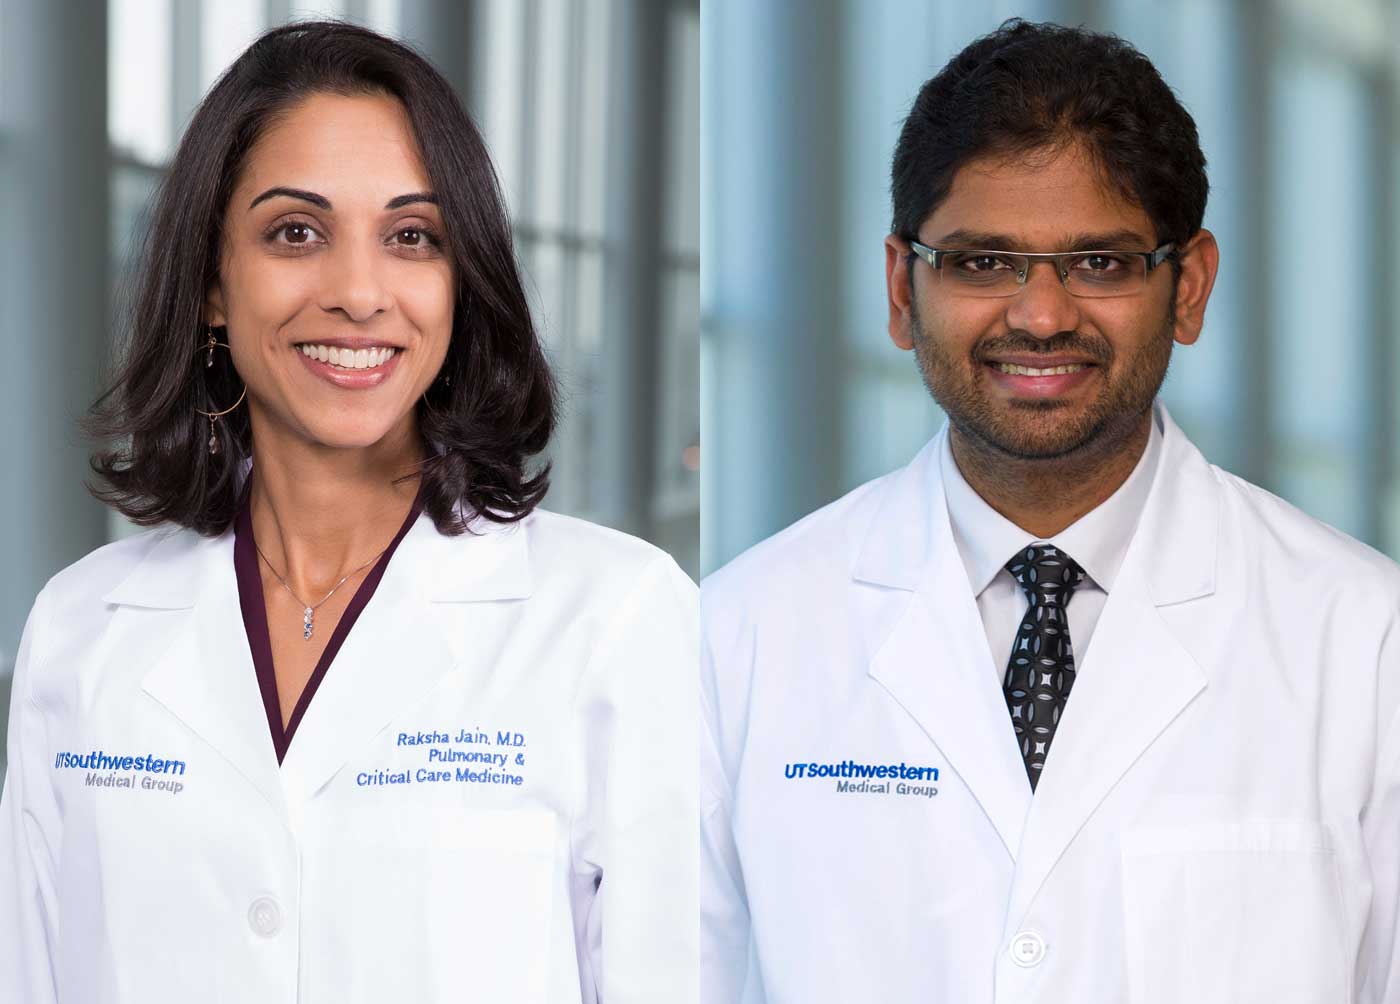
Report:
1003,543,1087,791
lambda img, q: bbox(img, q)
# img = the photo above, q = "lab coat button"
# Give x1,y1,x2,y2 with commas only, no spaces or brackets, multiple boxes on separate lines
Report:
1010,931,1046,967
248,896,282,938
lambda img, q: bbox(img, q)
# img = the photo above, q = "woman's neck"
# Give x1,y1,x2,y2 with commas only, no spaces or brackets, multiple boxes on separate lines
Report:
246,411,426,598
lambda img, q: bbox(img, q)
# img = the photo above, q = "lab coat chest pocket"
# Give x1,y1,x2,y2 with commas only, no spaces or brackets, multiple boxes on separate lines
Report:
1119,820,1350,1004
305,803,558,1002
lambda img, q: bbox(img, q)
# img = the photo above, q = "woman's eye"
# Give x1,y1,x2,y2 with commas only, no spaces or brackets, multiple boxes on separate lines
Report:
263,221,441,253
393,226,441,250
269,222,322,247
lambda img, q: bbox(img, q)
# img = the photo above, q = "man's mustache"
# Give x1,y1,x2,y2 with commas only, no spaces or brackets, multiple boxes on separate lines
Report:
972,334,1113,366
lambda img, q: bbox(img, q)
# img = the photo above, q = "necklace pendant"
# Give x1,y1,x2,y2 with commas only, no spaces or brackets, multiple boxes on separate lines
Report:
303,606,314,641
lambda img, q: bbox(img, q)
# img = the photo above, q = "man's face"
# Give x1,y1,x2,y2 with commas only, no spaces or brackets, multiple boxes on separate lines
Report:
886,142,1201,461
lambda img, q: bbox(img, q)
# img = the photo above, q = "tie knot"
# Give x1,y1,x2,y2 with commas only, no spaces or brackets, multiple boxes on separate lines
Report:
1005,543,1086,607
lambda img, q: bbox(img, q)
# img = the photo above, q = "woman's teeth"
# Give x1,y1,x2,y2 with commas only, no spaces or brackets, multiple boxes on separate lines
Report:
299,344,396,370
991,362,1088,376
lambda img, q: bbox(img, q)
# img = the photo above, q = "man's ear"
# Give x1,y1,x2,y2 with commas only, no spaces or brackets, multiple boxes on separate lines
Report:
1170,228,1219,347
884,235,915,351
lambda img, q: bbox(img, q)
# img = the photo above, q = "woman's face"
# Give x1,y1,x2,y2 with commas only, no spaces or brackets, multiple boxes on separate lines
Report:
206,90,454,454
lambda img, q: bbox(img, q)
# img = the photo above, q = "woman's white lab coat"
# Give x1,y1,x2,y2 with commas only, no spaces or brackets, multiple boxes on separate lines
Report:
2,506,698,1003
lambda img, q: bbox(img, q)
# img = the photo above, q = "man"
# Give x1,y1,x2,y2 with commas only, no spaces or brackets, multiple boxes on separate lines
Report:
701,20,1400,1004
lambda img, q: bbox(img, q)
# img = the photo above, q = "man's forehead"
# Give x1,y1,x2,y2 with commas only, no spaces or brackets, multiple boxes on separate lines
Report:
926,227,1155,253
922,143,1156,249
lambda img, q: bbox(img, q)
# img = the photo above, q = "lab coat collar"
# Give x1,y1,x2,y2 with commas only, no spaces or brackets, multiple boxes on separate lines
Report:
118,528,289,821
855,426,1033,860
1003,403,1218,930
105,503,535,817
280,510,531,803
853,400,1215,607
940,407,1164,596
853,400,1219,876
104,504,533,610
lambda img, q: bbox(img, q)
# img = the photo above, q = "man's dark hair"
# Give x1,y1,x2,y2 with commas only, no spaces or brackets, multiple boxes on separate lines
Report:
891,19,1208,252
86,20,556,536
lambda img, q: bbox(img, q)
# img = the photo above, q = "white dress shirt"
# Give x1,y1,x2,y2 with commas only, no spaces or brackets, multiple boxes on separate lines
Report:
940,407,1164,682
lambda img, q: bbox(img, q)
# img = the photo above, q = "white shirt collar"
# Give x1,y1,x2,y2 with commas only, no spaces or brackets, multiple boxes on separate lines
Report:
940,404,1164,596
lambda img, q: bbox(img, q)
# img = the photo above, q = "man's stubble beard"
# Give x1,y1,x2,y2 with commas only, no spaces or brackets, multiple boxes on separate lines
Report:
908,288,1177,462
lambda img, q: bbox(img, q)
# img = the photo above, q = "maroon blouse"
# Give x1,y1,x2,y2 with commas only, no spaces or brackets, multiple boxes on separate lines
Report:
232,475,426,763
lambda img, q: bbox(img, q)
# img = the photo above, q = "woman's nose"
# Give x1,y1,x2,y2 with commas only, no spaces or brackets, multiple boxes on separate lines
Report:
319,239,393,322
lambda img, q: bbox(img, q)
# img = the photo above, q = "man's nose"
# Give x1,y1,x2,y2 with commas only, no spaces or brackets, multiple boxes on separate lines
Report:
1002,260,1082,339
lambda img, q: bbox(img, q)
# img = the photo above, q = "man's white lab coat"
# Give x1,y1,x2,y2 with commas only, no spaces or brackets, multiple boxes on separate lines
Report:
701,402,1400,1004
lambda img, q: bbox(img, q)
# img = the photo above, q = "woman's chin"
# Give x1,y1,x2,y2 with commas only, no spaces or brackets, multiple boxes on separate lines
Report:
288,415,412,453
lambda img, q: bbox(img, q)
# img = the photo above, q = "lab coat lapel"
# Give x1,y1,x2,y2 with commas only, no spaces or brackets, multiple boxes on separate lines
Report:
114,529,288,820
278,512,532,805
1003,405,1219,929
860,432,1033,860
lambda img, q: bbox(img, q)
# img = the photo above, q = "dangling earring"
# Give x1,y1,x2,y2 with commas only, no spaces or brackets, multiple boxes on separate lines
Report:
193,326,247,456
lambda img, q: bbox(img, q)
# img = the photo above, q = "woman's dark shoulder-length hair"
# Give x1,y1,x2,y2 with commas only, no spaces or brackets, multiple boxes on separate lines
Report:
87,19,556,537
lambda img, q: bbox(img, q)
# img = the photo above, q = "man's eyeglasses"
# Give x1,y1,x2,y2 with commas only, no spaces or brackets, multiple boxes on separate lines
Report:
907,240,1175,299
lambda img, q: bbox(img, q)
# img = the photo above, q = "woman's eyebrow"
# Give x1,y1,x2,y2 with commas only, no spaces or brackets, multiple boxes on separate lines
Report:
384,192,438,210
248,187,439,211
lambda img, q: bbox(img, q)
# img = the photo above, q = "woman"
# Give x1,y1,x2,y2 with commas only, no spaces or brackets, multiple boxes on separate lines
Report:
0,21,696,1003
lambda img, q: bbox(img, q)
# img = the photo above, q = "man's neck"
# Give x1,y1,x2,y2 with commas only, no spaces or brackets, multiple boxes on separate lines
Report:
948,411,1153,539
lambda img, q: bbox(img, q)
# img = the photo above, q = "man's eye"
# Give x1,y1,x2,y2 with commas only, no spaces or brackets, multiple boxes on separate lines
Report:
1075,254,1125,272
958,254,1011,272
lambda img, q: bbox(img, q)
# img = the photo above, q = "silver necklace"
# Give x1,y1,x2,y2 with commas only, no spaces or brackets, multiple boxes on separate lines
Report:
254,543,386,641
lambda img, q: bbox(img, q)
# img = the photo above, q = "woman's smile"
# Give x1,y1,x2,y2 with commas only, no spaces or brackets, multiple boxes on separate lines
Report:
294,337,404,389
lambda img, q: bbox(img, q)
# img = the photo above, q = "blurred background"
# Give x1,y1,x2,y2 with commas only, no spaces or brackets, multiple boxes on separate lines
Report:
702,0,1400,575
0,0,698,765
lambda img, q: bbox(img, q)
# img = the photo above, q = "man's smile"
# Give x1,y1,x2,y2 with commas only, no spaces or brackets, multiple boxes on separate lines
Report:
977,351,1102,399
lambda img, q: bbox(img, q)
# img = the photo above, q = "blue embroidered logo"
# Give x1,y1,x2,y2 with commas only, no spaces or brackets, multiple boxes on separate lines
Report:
783,759,940,799
54,749,188,794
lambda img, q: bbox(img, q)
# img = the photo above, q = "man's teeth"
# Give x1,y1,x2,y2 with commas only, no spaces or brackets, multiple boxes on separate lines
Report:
991,362,1088,376
299,344,397,370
